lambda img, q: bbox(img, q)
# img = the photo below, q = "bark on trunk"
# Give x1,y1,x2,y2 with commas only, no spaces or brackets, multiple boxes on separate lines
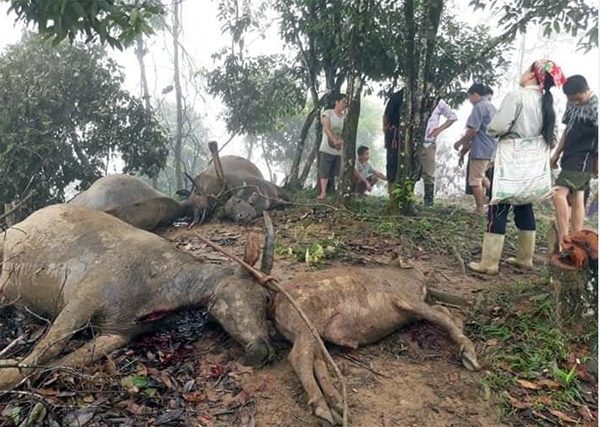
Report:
287,109,318,189
135,35,158,189
338,77,362,206
172,0,184,190
550,263,598,334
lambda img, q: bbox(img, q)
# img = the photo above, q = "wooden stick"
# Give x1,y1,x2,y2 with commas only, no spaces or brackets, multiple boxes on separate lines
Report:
0,191,35,224
208,141,227,194
0,334,26,358
194,232,349,427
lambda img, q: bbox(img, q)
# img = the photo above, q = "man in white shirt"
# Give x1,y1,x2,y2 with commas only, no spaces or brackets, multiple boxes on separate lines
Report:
420,74,458,206
353,146,387,194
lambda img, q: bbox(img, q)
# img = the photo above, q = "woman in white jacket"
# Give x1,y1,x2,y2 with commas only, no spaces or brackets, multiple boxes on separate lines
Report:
468,59,567,275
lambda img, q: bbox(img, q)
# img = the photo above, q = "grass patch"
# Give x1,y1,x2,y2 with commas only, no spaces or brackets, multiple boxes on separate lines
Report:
469,281,597,425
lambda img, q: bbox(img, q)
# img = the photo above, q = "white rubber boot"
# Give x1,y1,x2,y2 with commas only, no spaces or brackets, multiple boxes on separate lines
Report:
468,232,505,275
506,230,535,269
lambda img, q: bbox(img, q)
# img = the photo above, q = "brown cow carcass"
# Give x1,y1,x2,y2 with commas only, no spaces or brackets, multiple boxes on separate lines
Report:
69,174,207,230
0,204,274,389
273,265,481,426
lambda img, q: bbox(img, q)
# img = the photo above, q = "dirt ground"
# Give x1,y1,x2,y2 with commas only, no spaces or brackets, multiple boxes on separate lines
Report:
0,203,580,426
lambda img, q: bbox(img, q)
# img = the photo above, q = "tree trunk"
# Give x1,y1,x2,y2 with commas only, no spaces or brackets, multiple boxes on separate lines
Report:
392,0,444,215
338,77,362,207
135,35,159,189
287,108,317,189
246,134,256,161
172,0,184,190
550,263,598,334
300,119,323,189
260,137,275,183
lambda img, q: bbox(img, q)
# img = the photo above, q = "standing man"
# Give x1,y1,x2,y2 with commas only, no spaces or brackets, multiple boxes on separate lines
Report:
551,75,598,248
382,88,404,193
453,83,498,214
419,73,458,206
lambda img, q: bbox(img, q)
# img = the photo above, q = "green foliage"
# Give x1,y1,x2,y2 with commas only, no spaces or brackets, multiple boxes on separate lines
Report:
0,34,168,207
469,0,598,52
150,102,211,194
206,54,306,135
4,0,164,50
276,237,343,265
471,287,595,422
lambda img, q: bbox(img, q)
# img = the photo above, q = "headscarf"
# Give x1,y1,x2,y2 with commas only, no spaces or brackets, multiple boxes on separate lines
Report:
533,59,567,91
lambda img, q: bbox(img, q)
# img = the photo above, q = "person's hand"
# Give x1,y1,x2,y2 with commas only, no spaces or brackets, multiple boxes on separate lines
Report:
453,141,462,151
550,154,559,170
365,182,372,192
458,153,465,168
428,127,442,139
334,138,343,149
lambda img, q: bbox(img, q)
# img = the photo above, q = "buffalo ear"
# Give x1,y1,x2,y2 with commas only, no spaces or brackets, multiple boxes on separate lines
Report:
176,189,191,197
248,192,260,205
243,231,261,267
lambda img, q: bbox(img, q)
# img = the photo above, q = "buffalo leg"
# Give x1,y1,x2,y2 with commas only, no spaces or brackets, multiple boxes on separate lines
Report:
50,334,128,369
288,334,339,426
0,303,88,389
313,358,343,424
393,299,480,371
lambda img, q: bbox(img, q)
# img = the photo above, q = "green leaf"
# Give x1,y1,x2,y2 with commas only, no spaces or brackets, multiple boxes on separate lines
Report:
132,375,149,388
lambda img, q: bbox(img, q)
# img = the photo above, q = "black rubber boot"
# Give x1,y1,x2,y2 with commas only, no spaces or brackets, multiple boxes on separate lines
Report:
424,184,434,207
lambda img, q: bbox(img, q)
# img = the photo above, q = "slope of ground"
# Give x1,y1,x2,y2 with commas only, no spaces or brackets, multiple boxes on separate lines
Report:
0,195,596,426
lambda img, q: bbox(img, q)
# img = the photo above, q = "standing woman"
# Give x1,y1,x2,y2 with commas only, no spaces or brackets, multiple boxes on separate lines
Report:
468,59,567,275
317,93,347,200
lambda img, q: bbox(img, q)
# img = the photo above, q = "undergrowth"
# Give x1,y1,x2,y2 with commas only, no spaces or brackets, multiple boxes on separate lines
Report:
469,280,597,425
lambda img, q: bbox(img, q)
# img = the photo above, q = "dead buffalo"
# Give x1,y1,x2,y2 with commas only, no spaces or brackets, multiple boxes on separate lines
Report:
184,156,286,224
0,204,274,390
272,265,481,426
70,174,207,230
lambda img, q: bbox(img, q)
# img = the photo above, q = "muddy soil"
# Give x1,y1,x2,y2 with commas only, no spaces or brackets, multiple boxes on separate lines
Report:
0,206,544,426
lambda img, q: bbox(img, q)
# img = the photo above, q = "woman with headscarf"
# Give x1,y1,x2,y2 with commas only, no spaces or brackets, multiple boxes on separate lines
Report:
468,59,567,275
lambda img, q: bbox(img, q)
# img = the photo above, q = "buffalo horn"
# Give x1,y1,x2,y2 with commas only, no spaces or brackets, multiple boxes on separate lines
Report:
260,211,274,274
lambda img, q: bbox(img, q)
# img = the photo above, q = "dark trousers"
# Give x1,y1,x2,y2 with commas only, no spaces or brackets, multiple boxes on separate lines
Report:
385,127,401,182
486,166,535,235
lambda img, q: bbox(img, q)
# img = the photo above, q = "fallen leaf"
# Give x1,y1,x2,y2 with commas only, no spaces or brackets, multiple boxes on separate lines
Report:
160,373,173,389
231,361,254,375
183,391,205,403
517,379,542,390
104,358,116,376
120,376,139,394
537,396,554,406
63,407,95,427
36,388,58,396
82,395,94,403
506,393,530,409
136,363,148,377
155,409,184,425
549,409,578,423
116,399,144,415
579,406,594,421
537,379,562,389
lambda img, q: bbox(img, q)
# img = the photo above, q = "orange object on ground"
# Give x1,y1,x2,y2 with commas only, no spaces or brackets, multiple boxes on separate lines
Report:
550,229,598,270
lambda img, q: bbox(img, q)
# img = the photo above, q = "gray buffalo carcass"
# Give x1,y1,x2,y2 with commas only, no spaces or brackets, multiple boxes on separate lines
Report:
70,174,207,230
0,204,274,389
184,156,287,224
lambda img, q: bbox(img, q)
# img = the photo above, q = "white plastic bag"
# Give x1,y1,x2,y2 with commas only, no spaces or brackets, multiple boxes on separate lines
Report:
490,136,552,205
